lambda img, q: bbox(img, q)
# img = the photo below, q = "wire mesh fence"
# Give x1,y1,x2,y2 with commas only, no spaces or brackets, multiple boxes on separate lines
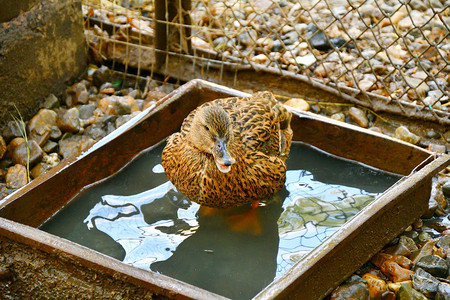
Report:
83,0,450,124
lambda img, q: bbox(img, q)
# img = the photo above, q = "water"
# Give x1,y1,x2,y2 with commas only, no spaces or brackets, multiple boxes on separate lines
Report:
41,141,401,299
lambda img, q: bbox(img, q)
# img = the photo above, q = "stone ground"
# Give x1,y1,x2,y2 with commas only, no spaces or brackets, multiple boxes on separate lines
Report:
0,0,449,297
0,65,450,299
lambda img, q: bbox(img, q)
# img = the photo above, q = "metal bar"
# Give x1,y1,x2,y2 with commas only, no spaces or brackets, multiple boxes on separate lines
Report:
154,0,168,71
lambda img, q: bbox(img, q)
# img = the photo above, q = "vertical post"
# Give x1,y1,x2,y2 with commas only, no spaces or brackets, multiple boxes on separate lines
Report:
154,0,191,72
154,0,167,72
180,0,192,54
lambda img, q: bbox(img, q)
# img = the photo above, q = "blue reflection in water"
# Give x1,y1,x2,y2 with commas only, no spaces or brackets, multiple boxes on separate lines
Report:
82,168,377,277
84,181,200,270
276,170,376,277
43,142,401,299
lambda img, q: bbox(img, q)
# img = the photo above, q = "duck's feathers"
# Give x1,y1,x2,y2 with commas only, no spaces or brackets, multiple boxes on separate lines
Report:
162,92,293,208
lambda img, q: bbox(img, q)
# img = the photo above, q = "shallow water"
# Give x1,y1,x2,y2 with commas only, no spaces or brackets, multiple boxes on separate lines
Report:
41,141,401,299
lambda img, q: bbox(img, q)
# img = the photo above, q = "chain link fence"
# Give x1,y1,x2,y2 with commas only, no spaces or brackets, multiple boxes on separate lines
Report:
83,0,450,124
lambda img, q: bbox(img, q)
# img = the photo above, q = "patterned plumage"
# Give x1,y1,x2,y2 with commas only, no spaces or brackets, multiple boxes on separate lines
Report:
161,91,293,208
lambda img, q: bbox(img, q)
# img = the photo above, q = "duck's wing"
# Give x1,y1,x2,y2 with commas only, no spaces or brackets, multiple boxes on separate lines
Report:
219,92,292,158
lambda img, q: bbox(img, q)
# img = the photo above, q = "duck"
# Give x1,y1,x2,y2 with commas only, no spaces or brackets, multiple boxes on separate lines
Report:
161,91,293,209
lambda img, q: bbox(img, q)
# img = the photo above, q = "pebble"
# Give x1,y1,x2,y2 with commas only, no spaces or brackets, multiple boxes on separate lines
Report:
30,162,51,179
252,54,269,64
426,130,441,139
384,243,412,256
410,0,428,11
395,126,421,145
79,104,96,120
330,280,369,300
0,66,176,200
294,53,316,67
368,127,383,134
362,273,387,299
358,79,375,92
348,107,369,128
98,95,139,116
422,198,439,219
431,177,447,210
394,235,418,253
42,153,60,167
387,282,403,293
99,82,114,94
30,153,60,179
444,131,450,143
11,140,44,167
6,164,28,189
28,109,58,136
42,140,58,153
295,23,308,34
428,143,446,153
282,30,299,46
330,112,345,122
2,120,25,142
412,268,440,298
396,282,428,300
42,94,60,109
382,11,405,27
49,126,62,140
84,123,107,141
145,88,167,103
272,40,283,52
307,24,332,51
404,76,430,97
373,253,413,270
57,108,81,133
373,65,387,75
418,231,432,243
256,37,274,51
414,255,448,278
431,222,450,233
191,36,215,51
442,182,450,199
436,282,450,300
410,240,436,264
284,98,310,111
6,138,25,158
58,135,96,159
412,219,423,230
92,66,112,87
238,29,257,46
116,112,140,128
0,136,5,159
380,260,414,282
30,130,50,147
67,82,89,106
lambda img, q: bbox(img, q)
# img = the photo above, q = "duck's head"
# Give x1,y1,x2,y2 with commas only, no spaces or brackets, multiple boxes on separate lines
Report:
190,105,235,173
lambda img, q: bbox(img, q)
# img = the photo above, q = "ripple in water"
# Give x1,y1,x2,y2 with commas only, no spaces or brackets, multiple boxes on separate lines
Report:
42,141,401,299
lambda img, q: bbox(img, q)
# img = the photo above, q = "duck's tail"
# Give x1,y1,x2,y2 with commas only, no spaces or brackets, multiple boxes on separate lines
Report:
273,103,293,159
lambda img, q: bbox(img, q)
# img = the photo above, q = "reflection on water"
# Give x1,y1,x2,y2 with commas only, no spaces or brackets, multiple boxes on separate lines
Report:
41,142,401,299
84,182,200,269
277,170,375,277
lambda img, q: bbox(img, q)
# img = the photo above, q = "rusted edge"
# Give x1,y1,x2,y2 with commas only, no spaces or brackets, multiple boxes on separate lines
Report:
255,154,450,299
287,107,433,157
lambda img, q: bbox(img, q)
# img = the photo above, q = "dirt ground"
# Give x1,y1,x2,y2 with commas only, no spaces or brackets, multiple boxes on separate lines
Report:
0,236,165,299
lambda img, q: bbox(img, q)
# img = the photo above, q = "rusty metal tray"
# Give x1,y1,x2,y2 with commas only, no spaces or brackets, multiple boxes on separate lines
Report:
0,79,449,299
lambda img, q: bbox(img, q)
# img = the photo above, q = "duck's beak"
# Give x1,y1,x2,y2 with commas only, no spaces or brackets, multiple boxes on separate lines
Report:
213,138,235,173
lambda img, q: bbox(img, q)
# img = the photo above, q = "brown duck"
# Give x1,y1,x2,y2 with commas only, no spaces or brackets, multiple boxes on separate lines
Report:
161,91,293,209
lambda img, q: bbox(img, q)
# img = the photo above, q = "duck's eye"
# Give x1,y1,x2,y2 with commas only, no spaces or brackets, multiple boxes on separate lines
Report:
204,125,210,131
